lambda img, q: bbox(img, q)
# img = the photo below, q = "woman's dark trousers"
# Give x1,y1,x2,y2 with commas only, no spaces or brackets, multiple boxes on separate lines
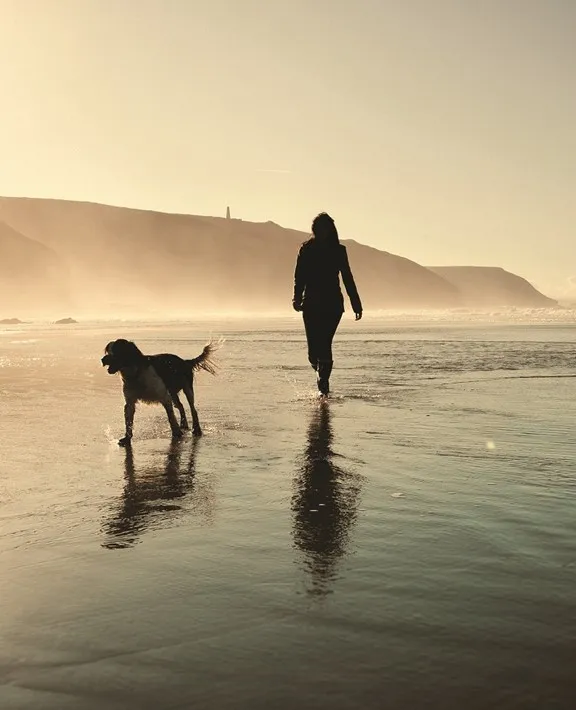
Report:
302,308,343,394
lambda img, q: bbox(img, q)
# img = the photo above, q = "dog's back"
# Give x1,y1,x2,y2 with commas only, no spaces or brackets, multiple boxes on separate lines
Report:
147,342,218,396
147,354,191,395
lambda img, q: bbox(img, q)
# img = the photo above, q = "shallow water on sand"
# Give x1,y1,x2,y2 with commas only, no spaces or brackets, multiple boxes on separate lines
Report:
1,315,575,709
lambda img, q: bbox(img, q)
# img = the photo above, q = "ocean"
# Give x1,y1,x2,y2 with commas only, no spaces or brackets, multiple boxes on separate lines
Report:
1,312,575,709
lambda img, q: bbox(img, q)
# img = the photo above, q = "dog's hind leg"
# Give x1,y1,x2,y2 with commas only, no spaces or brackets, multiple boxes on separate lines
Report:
119,400,136,447
183,383,202,436
163,399,184,439
172,393,189,430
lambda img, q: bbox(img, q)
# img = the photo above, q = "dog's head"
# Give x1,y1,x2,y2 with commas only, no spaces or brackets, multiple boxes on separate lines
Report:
101,339,144,374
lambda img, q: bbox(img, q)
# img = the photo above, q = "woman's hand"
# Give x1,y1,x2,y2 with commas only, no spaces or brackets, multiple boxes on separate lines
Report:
355,311,362,321
293,300,303,312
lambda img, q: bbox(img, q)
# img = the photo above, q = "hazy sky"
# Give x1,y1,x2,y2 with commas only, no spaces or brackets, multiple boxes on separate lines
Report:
0,0,574,295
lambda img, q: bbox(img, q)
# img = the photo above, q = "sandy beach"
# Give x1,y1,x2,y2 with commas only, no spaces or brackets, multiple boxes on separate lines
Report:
1,313,575,709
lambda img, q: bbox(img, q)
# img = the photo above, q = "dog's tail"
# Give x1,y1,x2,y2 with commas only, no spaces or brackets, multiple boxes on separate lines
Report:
186,339,223,376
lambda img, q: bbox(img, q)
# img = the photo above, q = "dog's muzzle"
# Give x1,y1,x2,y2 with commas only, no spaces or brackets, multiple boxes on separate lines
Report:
101,354,119,374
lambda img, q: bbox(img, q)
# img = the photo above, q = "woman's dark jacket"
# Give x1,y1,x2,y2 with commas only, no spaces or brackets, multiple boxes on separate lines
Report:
293,240,362,313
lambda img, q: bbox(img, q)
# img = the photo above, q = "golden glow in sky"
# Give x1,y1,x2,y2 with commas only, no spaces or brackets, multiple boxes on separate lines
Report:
0,0,574,295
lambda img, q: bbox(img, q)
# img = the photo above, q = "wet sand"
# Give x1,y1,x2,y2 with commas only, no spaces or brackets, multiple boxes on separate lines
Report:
1,316,575,709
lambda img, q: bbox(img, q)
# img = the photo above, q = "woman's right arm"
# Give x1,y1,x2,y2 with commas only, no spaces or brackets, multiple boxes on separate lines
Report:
293,246,306,311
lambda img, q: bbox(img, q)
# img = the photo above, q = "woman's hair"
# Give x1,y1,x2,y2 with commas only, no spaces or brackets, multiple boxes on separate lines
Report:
311,212,340,247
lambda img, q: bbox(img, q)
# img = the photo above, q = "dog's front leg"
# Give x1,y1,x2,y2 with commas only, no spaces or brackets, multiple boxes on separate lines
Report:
119,400,136,447
163,400,183,439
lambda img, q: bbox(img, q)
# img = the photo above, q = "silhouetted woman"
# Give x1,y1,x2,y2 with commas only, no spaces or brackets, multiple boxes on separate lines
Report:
293,213,362,395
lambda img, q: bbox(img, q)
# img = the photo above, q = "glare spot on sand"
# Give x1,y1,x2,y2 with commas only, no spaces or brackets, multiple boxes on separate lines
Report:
486,440,496,450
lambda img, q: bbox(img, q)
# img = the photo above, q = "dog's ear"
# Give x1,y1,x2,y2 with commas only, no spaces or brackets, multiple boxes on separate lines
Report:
112,339,143,363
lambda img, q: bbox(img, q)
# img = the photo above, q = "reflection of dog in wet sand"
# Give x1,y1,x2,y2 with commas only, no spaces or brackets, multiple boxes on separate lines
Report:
102,439,202,549
101,339,218,446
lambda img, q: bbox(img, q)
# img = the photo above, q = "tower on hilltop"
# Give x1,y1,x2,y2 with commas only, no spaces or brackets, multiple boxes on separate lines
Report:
226,206,231,220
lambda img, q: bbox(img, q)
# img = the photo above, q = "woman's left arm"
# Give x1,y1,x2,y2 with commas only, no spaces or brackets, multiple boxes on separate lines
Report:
340,246,363,319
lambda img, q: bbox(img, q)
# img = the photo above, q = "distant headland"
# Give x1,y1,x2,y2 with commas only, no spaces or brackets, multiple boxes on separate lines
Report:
0,196,557,315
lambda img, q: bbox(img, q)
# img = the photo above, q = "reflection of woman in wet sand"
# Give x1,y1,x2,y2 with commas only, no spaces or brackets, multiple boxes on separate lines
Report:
291,402,363,597
101,439,214,549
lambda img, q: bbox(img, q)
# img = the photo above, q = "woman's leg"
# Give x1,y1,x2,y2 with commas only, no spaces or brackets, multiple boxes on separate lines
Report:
302,309,320,370
317,310,343,395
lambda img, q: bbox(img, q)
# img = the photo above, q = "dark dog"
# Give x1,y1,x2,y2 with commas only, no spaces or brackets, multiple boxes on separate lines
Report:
102,339,218,446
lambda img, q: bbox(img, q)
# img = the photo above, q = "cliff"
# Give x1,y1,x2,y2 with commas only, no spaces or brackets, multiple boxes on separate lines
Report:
0,196,556,315
0,197,458,313
0,220,70,313
429,267,557,308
